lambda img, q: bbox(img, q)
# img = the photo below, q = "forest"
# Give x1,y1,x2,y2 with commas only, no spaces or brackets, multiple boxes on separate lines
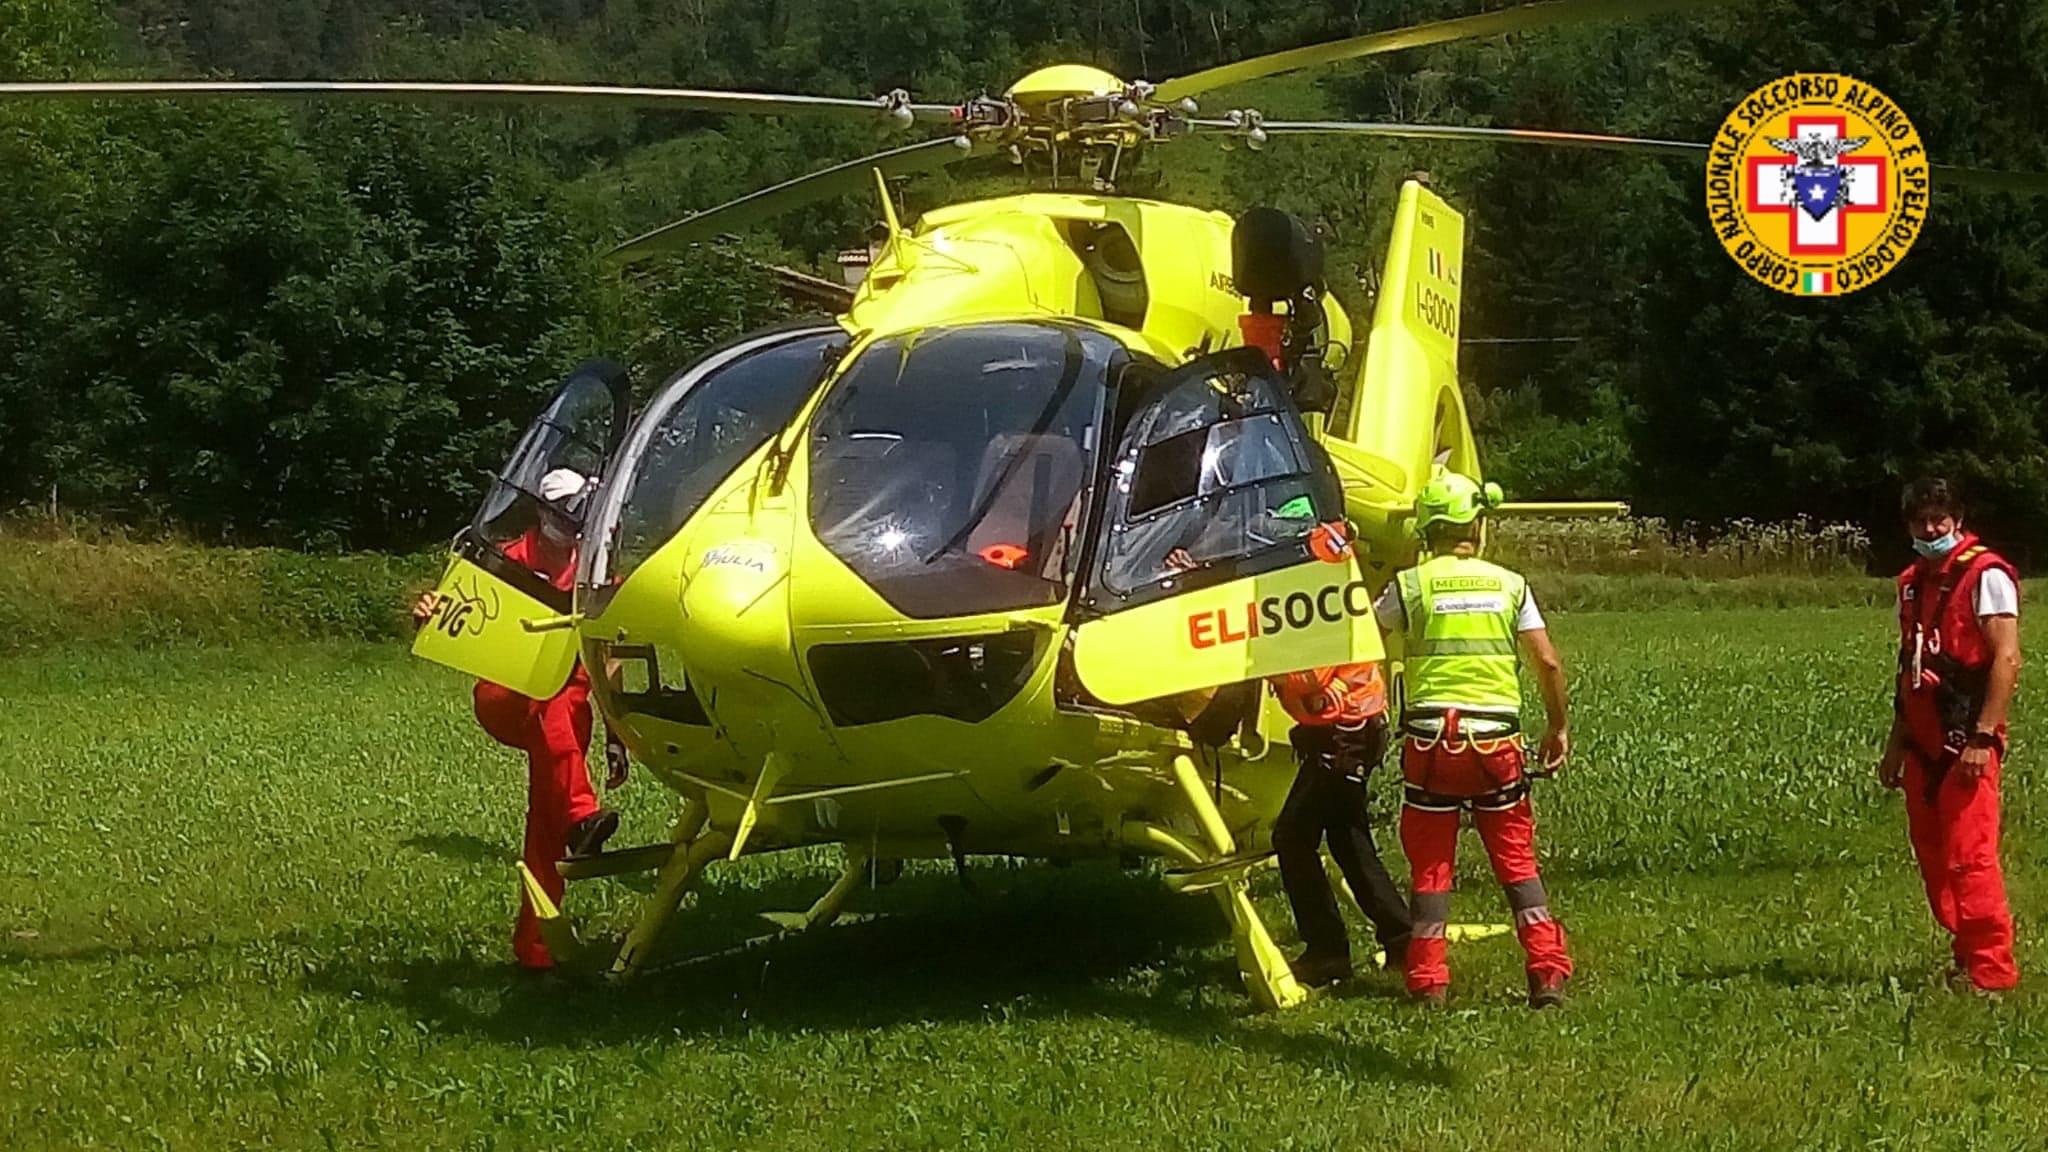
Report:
3,0,2045,559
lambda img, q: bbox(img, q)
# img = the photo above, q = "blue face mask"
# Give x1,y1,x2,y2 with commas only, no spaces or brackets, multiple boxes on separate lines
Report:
1912,529,1964,560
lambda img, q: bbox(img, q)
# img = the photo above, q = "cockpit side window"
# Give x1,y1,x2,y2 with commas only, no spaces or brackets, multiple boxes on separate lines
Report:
1088,350,1334,607
474,364,622,552
808,322,1120,619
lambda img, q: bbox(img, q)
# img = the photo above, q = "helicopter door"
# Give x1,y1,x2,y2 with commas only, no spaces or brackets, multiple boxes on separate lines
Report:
413,360,631,697
1069,348,1384,706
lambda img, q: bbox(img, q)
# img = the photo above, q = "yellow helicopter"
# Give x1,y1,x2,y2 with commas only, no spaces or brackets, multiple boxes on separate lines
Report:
14,0,2046,1010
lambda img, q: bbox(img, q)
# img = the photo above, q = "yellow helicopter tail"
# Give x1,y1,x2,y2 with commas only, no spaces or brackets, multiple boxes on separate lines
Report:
1323,180,1476,550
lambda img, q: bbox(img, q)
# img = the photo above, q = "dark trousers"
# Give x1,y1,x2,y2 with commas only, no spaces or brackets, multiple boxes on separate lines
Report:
1274,720,1412,962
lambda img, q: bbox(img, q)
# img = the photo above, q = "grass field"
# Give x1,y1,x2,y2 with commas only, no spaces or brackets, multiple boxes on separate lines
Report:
3,608,2043,1149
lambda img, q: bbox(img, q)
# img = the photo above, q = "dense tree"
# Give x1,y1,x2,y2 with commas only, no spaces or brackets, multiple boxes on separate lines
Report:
2,0,2046,560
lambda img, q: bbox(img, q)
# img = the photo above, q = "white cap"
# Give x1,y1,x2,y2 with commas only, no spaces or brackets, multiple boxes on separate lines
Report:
538,467,591,506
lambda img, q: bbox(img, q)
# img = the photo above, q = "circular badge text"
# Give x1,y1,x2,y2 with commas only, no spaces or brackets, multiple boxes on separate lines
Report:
1705,73,1929,296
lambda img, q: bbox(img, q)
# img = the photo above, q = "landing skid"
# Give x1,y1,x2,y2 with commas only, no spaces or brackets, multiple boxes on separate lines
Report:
519,752,1342,1010
1113,754,1311,1009
517,794,888,981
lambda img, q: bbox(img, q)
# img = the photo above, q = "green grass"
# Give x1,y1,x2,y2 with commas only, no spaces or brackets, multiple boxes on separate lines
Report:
2,608,2044,1148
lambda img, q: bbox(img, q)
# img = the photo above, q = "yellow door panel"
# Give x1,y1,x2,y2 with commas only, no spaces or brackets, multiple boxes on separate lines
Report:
412,554,580,699
1072,558,1385,705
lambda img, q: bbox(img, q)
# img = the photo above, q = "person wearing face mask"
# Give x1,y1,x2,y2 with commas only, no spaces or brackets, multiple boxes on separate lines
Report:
1880,477,2022,995
413,467,626,972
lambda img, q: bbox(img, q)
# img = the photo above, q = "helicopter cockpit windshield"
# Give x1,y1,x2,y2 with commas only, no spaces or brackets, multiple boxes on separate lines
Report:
810,322,1121,619
579,326,844,608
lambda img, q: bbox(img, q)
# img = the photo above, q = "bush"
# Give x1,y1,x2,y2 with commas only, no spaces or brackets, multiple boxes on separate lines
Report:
0,519,436,651
1489,516,1872,579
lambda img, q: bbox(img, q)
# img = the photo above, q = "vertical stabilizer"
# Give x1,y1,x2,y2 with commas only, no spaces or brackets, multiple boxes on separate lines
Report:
1323,180,1477,557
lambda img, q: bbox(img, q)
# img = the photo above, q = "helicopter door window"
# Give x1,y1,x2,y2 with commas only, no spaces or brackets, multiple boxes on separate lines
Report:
413,360,628,700
456,361,630,609
1087,349,1333,608
809,322,1119,619
473,364,625,550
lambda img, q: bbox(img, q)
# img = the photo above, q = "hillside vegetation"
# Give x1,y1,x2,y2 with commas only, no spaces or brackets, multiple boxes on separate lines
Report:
3,0,2047,558
0,516,1931,652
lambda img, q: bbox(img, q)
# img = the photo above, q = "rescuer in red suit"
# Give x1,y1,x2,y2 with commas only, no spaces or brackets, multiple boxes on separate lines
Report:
1879,477,2022,995
415,468,625,971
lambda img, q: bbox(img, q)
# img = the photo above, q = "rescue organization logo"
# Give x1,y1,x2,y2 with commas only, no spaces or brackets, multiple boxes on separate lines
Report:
428,577,500,639
1704,73,1929,297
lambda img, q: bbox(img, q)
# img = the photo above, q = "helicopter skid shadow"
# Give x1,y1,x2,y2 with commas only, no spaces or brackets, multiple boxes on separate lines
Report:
301,863,1454,1085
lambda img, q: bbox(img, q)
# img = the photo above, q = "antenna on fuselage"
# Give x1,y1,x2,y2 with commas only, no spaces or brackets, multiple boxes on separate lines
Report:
872,168,903,242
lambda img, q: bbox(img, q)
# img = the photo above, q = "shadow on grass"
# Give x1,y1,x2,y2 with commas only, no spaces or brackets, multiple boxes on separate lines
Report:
302,861,1457,1086
401,831,515,866
1681,957,1931,990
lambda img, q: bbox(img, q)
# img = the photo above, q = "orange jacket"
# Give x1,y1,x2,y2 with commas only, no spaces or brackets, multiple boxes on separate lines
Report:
1271,662,1388,727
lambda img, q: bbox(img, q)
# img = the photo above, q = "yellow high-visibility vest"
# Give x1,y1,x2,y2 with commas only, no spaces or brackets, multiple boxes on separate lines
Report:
1395,554,1525,715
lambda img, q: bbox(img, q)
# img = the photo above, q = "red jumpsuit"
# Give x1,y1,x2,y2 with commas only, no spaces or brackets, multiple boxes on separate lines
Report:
1399,713,1572,995
471,533,601,969
1896,537,2019,991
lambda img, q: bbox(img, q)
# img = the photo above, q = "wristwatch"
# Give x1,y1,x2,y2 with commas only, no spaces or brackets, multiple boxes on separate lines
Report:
1967,729,2007,756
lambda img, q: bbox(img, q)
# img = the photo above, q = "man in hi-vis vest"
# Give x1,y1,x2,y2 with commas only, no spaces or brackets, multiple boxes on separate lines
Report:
1374,469,1574,1008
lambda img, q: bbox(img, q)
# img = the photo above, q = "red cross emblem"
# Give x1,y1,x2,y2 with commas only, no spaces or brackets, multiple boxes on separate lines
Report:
1745,116,1888,256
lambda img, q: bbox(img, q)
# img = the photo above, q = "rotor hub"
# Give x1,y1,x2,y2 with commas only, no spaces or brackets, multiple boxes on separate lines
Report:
1004,64,1126,108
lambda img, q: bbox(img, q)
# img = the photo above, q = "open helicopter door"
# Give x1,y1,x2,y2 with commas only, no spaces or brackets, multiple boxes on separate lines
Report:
413,360,631,697
1070,348,1384,706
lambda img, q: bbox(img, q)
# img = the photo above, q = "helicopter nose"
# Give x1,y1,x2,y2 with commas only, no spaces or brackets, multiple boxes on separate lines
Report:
672,536,841,769
678,538,797,684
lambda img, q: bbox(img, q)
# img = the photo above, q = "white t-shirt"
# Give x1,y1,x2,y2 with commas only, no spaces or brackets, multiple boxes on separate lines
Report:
1374,579,1546,634
1977,568,2020,618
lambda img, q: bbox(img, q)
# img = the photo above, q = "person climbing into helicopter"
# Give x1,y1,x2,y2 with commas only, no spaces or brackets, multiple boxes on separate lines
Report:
1376,467,1574,1009
1268,650,1413,988
1879,476,2021,995
412,466,626,971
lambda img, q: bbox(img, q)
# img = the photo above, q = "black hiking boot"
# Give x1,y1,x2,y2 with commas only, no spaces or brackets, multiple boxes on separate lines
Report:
1289,950,1354,988
566,809,620,859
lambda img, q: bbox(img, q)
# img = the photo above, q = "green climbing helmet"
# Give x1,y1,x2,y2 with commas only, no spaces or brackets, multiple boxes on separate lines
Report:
1413,468,1504,536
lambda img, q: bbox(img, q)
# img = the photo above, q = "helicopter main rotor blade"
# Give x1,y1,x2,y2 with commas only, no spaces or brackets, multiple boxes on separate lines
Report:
1212,119,2048,195
1931,165,2048,195
1154,0,1735,103
0,80,959,122
1205,118,1707,158
609,135,981,265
